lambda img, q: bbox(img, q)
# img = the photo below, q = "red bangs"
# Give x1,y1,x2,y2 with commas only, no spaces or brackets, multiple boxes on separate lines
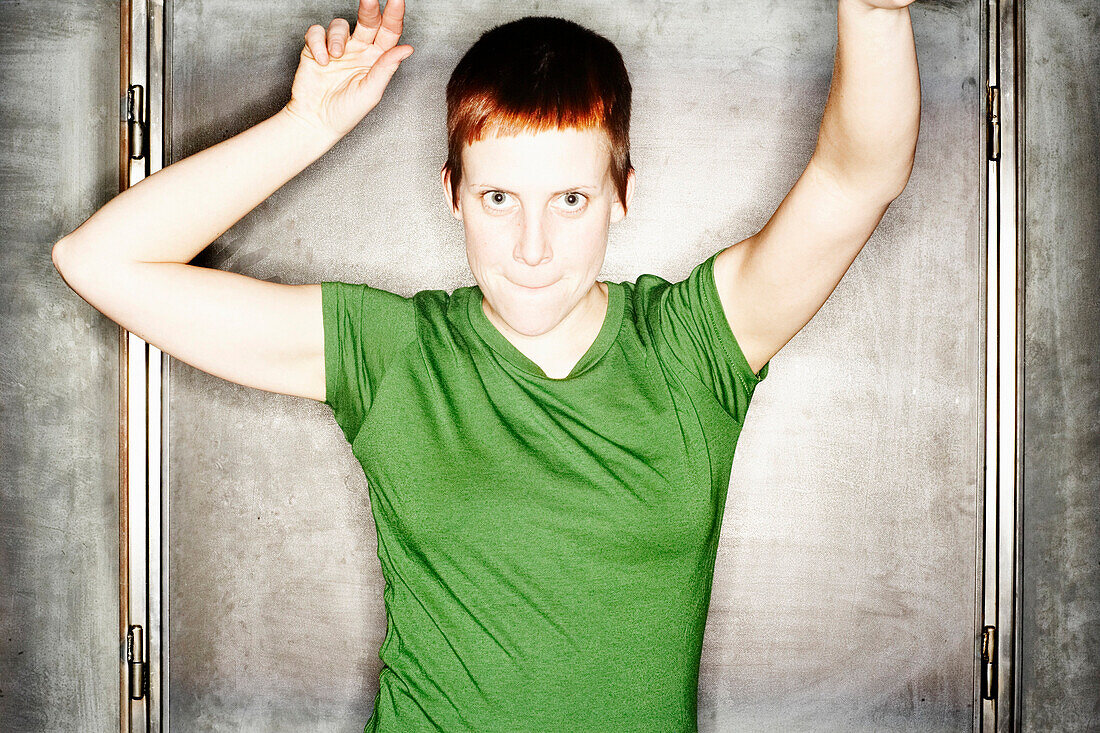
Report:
442,16,632,209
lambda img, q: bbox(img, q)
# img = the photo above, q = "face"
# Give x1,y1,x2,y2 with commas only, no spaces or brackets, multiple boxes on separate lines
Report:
442,126,634,339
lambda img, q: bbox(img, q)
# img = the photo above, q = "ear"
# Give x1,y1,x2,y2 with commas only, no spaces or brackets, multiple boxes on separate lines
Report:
610,167,636,223
441,166,462,221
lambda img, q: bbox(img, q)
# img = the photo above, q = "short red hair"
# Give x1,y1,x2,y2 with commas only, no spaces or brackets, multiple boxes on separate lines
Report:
444,16,633,209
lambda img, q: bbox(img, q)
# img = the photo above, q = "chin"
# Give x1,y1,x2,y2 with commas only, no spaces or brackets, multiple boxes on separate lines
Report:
492,295,565,336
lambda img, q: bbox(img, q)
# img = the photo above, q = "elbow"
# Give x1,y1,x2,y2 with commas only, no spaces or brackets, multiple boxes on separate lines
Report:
886,157,916,202
857,150,916,204
51,237,87,290
51,236,74,277
811,154,914,207
856,157,916,205
51,237,71,275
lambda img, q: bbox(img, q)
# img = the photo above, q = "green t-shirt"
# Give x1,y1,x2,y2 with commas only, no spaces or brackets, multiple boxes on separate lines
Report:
321,246,769,732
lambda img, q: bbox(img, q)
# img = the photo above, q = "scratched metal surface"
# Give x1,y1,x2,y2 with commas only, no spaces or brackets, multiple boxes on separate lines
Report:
0,1,121,731
165,1,982,730
1019,1,1100,730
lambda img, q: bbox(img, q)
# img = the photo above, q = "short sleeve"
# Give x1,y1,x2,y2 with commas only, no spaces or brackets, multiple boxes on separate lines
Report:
656,248,769,424
321,281,416,444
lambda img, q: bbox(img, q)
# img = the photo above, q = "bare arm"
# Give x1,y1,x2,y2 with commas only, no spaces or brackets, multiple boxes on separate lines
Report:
714,0,921,375
53,109,339,401
52,0,413,401
812,0,921,197
54,108,339,273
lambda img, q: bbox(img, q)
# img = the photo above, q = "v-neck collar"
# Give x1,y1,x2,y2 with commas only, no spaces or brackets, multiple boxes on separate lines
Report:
466,281,624,381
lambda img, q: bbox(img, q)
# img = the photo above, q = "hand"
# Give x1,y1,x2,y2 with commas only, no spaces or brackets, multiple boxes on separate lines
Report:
283,0,413,142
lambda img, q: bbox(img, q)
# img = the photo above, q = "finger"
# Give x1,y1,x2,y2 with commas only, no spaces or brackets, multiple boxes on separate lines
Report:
350,0,383,44
355,44,413,104
305,24,329,65
328,18,350,58
373,0,406,51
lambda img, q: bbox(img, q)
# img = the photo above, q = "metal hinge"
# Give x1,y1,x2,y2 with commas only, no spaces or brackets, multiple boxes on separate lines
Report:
127,625,146,700
986,85,1000,161
981,624,996,700
123,84,146,161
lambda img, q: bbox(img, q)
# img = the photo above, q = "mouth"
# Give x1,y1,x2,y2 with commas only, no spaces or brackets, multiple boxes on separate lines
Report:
511,278,558,290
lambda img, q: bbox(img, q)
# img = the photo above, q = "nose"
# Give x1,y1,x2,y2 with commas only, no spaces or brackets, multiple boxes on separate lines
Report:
514,208,551,267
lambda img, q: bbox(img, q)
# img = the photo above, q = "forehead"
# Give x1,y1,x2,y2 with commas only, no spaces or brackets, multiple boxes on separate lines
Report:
461,126,611,189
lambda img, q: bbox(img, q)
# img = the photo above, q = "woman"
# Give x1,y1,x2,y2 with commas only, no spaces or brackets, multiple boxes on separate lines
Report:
52,0,919,729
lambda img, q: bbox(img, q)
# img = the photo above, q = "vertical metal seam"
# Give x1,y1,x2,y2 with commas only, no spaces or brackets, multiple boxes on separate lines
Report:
1011,0,1027,728
118,2,132,730
145,3,168,730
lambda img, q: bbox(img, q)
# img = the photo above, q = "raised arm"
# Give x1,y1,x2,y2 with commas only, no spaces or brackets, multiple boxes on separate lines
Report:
712,0,921,376
51,0,413,401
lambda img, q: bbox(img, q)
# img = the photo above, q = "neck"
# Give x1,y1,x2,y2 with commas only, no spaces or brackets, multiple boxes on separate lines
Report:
483,281,609,378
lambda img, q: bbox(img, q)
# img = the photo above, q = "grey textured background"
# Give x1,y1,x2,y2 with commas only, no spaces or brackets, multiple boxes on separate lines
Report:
1019,0,1100,730
0,0,121,731
0,0,1097,731
167,1,982,730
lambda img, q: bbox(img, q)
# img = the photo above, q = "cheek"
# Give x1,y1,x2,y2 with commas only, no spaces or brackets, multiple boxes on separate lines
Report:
566,211,611,252
466,212,522,244
463,217,513,264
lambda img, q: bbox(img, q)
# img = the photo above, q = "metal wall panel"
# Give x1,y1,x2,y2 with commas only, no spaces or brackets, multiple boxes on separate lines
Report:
0,1,121,731
1019,1,1100,730
165,1,983,730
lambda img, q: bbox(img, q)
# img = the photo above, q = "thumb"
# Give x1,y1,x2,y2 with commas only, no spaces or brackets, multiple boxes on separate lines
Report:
356,44,414,104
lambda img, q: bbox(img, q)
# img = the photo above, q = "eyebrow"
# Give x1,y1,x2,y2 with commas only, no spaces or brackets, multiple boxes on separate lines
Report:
470,184,600,196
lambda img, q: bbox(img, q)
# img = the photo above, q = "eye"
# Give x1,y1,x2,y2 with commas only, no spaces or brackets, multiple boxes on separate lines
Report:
557,192,588,212
482,190,514,210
